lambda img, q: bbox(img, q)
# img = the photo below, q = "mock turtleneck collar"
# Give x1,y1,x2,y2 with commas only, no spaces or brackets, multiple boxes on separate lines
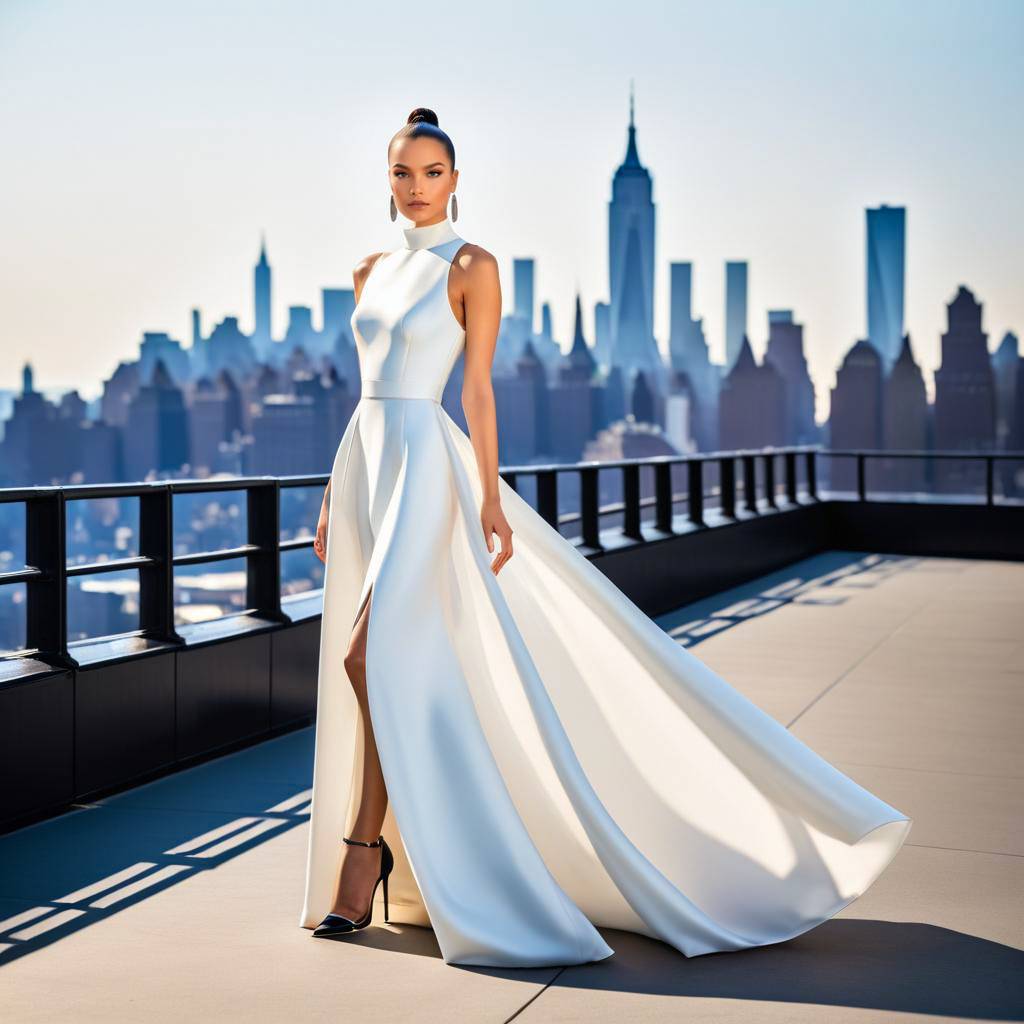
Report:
403,216,460,250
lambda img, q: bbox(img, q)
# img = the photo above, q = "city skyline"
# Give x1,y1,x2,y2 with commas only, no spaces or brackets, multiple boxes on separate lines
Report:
1,0,1022,424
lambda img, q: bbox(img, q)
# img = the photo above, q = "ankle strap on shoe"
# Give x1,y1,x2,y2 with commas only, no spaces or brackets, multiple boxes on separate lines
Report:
343,835,383,847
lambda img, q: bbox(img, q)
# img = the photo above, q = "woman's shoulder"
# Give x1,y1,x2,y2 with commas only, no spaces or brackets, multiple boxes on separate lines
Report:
352,250,387,286
453,240,498,276
353,250,388,274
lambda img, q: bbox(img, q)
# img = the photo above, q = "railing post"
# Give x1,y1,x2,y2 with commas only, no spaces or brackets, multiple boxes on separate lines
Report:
720,456,735,518
688,459,705,526
785,451,798,504
622,462,642,540
25,489,76,669
743,454,757,513
806,450,818,499
763,453,777,509
654,461,674,534
579,466,602,550
536,469,558,530
248,478,288,623
140,483,185,644
857,453,867,500
986,455,995,505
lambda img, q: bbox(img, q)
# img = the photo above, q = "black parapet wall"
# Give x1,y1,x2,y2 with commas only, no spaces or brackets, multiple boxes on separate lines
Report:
1,450,1021,834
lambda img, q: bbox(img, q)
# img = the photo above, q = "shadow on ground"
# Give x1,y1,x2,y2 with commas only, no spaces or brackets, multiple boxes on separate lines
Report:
530,924,1024,1021
0,728,314,963
655,550,927,649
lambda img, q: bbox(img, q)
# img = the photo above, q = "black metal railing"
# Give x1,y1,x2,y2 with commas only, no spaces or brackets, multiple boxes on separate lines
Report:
821,448,1017,503
1,447,1020,671
497,446,822,540
0,476,321,669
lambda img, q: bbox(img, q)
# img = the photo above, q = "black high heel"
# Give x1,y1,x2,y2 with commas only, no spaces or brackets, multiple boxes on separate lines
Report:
312,834,394,938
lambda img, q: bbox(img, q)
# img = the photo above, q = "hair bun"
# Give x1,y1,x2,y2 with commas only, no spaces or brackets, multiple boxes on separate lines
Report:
407,107,439,127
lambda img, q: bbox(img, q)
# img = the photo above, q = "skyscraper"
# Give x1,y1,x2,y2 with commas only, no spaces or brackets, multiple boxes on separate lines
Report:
934,285,996,492
551,293,600,461
829,339,883,492
608,84,659,380
866,204,906,372
513,258,535,335
719,336,785,451
881,334,928,494
763,309,816,445
253,233,272,358
725,261,748,371
668,262,718,451
668,262,693,359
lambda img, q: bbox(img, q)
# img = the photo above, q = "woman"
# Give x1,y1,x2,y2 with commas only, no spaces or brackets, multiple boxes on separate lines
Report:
298,107,912,968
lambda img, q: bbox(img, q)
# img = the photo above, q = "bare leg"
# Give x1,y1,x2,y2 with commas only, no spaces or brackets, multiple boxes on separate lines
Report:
329,583,389,921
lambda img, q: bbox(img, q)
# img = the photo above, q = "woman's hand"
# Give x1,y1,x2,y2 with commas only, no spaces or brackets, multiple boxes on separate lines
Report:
481,496,513,575
313,504,329,564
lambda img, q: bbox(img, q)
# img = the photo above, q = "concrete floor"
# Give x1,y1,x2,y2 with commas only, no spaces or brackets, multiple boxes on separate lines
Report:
1,551,1021,1022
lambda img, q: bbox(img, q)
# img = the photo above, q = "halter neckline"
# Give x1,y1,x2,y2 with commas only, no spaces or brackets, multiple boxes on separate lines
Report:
403,216,460,250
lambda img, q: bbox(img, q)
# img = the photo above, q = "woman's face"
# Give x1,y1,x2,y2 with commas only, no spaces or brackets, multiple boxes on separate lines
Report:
388,135,457,225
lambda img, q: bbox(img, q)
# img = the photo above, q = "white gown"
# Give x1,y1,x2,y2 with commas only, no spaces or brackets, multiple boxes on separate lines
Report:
298,215,912,967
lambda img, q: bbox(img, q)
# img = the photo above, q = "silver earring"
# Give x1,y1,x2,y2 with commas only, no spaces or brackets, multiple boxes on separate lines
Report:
390,195,397,222
450,194,458,221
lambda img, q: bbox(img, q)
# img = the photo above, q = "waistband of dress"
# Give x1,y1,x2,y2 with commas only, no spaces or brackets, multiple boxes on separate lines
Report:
360,379,442,403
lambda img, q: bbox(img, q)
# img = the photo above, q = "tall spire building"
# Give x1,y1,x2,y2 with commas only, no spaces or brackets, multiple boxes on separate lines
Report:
253,233,272,358
608,84,660,383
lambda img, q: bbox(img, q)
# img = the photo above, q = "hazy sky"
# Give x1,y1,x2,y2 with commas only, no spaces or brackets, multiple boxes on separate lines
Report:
1,0,1021,421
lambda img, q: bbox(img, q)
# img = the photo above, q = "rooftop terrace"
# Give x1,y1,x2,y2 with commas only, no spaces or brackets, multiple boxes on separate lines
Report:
2,550,1021,1021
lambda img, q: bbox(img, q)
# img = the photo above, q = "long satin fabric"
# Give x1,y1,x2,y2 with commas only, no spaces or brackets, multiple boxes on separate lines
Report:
298,217,912,967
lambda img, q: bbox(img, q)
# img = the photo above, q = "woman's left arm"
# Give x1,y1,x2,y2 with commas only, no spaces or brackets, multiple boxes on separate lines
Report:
458,245,514,575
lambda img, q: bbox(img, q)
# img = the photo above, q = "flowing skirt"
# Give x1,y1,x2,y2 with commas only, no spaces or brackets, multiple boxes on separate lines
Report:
298,396,912,967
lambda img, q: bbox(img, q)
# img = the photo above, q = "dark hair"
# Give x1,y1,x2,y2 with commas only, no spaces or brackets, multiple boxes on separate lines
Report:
389,107,456,170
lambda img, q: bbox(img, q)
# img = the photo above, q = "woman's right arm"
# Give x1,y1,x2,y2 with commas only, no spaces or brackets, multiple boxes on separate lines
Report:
314,478,331,563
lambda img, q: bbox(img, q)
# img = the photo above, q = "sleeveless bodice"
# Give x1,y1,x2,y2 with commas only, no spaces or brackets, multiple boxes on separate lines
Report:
350,216,468,403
